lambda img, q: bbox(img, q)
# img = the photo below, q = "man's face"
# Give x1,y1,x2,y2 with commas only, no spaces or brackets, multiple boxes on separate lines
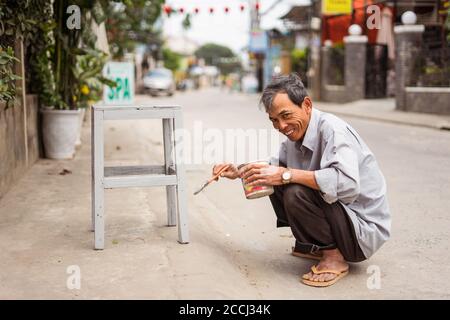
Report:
268,93,312,141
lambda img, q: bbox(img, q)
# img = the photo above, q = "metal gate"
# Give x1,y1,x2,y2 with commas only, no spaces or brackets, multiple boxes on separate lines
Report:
365,44,388,99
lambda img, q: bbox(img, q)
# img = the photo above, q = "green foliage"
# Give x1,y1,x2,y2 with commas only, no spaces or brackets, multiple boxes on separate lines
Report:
162,47,181,72
104,0,165,59
194,43,242,75
0,0,40,107
0,0,39,46
74,48,116,108
0,46,21,108
328,43,345,86
0,0,162,109
25,0,60,107
413,58,450,87
291,48,309,83
182,14,191,31
46,0,114,109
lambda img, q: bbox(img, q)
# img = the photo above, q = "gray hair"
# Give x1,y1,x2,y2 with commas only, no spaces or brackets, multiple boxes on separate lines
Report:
260,73,308,112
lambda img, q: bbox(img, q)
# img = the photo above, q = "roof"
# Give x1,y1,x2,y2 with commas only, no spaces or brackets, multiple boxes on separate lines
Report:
279,5,312,22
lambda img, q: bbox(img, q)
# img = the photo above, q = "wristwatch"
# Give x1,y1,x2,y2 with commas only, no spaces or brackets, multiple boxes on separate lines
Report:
282,168,292,184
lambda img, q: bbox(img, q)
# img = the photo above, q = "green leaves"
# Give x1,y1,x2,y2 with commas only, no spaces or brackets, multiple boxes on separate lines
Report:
0,46,22,108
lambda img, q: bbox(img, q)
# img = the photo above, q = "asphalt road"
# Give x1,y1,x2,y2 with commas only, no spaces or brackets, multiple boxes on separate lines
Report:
1,87,449,299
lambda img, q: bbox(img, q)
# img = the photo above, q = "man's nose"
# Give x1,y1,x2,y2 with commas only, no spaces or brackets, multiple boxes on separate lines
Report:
278,120,288,131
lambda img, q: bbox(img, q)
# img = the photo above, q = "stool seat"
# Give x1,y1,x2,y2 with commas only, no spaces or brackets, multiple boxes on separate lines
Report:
91,104,189,249
92,104,181,110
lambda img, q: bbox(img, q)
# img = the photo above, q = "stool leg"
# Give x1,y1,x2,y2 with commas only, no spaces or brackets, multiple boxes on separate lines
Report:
92,109,105,250
173,112,189,244
163,118,177,227
91,107,95,232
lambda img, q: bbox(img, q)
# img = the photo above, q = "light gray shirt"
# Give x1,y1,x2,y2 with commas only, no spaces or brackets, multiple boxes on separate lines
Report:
271,108,391,258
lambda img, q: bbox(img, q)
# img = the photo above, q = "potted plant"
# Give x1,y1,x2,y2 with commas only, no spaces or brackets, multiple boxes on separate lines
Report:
40,0,111,159
73,48,116,147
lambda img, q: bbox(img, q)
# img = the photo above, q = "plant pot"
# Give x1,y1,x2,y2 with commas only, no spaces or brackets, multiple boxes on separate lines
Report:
41,108,81,159
75,108,86,148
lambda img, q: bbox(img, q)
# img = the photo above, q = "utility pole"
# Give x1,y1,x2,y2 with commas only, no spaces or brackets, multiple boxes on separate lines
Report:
309,0,322,100
248,0,263,91
249,0,261,30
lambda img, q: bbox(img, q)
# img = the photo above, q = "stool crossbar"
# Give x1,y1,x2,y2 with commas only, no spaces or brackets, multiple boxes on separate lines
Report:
91,104,189,249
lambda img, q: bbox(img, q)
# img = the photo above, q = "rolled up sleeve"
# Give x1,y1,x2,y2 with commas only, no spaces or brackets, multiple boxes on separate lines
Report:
314,131,360,204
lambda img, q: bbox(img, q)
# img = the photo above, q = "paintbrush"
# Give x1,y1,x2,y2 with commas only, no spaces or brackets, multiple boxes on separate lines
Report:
193,165,231,195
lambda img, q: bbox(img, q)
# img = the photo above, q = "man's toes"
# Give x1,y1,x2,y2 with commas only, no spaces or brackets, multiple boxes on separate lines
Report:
302,272,312,280
303,270,340,282
326,273,337,282
324,273,335,282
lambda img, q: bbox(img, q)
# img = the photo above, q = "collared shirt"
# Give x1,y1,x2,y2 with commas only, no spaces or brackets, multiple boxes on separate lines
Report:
271,108,391,258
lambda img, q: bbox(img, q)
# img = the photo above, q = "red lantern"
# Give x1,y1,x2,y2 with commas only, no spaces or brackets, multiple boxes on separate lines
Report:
224,7,229,14
255,2,260,11
163,5,172,15
179,7,184,14
209,7,214,14
240,4,245,12
194,8,199,14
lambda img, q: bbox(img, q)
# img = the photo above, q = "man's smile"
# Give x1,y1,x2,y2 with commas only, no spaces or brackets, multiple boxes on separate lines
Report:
283,128,295,136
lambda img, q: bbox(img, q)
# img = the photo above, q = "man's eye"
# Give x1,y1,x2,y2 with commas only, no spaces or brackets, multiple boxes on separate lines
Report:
282,113,291,119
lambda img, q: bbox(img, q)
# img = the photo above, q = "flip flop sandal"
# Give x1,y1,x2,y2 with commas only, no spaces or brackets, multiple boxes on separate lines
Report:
301,265,349,287
291,247,323,260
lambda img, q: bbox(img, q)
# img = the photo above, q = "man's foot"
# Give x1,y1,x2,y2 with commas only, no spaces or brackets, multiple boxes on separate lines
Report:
301,249,349,286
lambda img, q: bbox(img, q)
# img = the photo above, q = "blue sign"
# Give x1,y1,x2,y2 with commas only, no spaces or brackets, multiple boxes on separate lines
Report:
249,30,268,53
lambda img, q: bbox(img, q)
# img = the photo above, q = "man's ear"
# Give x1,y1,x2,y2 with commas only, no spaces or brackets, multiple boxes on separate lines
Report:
302,96,312,113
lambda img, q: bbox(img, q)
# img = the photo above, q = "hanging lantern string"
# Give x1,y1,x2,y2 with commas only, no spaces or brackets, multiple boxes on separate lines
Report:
162,2,261,16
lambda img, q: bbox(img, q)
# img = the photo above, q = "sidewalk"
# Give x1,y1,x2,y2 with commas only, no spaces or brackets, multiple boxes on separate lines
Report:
315,98,450,130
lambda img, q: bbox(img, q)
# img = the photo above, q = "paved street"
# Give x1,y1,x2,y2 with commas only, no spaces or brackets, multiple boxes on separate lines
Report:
1,88,449,299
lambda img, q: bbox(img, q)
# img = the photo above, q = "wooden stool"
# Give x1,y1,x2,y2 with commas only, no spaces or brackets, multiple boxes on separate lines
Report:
91,104,189,249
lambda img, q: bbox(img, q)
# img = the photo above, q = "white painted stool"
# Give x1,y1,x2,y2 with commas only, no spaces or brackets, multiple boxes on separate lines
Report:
91,104,189,249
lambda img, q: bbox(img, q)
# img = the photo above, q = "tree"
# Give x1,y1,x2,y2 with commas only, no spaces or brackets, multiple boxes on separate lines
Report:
162,47,181,72
194,43,241,75
104,0,165,60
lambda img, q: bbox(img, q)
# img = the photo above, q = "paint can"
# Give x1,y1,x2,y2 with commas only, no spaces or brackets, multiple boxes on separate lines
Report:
237,161,274,200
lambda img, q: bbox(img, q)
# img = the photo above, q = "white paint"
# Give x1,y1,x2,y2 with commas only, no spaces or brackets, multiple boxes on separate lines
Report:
91,106,189,248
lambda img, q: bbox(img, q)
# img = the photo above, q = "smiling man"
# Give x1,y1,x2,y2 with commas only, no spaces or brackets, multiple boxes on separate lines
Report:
213,73,391,287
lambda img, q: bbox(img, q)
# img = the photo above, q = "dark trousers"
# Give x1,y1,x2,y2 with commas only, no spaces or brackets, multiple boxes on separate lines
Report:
269,184,366,263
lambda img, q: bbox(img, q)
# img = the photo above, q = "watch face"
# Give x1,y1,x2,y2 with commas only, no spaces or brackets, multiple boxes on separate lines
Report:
283,171,290,180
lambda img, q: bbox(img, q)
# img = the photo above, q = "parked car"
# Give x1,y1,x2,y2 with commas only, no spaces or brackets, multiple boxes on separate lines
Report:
143,68,175,96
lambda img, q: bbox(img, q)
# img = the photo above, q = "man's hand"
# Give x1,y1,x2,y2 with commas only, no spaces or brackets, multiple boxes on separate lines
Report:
212,163,239,180
239,163,286,186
